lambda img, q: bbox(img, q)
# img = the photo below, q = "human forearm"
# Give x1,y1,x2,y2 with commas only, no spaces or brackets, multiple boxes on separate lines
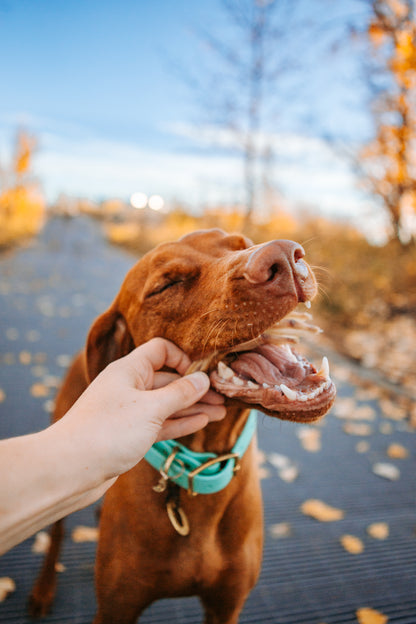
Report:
0,426,113,555
0,339,225,555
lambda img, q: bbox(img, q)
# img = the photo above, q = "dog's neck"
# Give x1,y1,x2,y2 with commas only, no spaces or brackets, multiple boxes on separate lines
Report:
178,404,252,455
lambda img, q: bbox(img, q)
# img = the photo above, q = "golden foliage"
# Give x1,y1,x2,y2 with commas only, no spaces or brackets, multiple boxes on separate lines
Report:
0,130,45,248
362,1,416,242
0,186,45,248
296,215,416,330
14,131,36,176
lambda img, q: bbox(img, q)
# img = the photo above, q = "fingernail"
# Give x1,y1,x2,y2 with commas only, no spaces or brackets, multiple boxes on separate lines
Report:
188,371,209,392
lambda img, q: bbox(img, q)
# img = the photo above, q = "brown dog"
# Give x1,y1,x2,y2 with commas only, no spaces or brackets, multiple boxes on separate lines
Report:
29,229,336,624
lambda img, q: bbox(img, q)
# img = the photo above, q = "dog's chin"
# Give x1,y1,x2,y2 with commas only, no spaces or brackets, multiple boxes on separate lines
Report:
189,307,336,424
214,384,336,424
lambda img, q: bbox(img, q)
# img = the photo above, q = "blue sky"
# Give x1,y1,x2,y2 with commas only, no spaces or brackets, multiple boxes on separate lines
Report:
0,0,384,234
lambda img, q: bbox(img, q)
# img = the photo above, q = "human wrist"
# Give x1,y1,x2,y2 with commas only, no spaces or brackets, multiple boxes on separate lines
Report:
44,417,107,498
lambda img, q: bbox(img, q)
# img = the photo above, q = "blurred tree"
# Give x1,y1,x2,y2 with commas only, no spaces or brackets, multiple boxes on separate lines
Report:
360,0,416,245
182,0,315,227
0,130,45,248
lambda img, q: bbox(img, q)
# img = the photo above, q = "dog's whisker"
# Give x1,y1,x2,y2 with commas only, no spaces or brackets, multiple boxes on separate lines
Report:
199,307,221,319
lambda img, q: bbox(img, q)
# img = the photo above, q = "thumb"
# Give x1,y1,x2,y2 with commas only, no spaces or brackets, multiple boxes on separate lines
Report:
151,372,211,422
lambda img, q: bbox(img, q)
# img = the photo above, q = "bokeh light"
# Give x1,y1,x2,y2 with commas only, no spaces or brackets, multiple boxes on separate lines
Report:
130,192,148,209
148,194,164,211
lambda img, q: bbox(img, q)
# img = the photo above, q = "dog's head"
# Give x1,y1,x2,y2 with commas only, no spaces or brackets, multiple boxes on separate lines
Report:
86,229,336,423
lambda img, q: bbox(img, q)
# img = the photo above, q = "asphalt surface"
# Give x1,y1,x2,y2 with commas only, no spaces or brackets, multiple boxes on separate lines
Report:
0,216,415,624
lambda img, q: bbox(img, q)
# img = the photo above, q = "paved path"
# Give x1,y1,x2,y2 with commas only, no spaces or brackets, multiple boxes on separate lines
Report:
0,217,415,624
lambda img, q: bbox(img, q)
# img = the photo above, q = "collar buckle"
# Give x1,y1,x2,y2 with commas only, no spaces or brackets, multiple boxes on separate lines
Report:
187,452,241,497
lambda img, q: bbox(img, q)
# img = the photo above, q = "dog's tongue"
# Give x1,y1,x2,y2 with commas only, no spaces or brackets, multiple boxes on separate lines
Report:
230,344,308,386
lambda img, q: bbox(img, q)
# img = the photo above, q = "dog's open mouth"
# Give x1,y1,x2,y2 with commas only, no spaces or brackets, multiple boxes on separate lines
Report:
187,308,336,422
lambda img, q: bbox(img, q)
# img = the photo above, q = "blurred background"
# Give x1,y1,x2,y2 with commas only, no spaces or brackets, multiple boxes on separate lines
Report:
1,3,416,622
0,0,415,399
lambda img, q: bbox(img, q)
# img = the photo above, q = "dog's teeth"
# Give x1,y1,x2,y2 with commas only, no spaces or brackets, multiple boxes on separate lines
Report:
305,300,311,309
262,382,271,389
232,375,245,386
217,361,234,380
318,356,330,379
280,384,297,401
247,380,259,389
283,344,298,363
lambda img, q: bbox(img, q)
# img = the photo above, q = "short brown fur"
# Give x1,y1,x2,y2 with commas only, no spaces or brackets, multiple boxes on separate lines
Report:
29,229,334,624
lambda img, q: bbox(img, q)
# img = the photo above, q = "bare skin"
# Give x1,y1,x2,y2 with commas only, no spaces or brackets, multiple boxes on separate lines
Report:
0,338,225,555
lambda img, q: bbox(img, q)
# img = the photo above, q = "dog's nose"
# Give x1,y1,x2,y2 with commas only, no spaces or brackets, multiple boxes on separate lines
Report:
243,240,308,286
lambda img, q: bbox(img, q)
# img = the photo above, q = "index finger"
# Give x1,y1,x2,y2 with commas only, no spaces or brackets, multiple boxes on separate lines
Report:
125,338,192,377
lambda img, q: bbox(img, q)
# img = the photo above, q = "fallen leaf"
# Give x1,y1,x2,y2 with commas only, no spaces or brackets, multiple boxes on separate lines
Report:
356,606,388,624
30,383,50,398
355,388,382,401
43,399,55,414
258,466,271,480
279,465,299,483
335,400,375,421
372,463,400,481
56,354,72,368
256,449,267,466
269,522,292,539
387,443,409,459
19,350,32,365
32,531,50,554
367,523,389,540
333,397,357,418
42,375,60,388
380,399,407,421
71,526,99,543
355,441,370,453
343,422,373,436
33,352,47,364
332,364,352,382
0,577,16,602
354,405,376,421
300,499,345,522
297,427,321,452
267,452,291,470
340,534,364,554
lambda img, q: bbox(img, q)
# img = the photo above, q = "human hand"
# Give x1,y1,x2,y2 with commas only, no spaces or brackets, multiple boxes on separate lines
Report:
56,338,226,483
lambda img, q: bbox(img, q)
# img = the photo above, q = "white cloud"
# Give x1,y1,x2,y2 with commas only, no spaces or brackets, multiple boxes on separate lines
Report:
1,113,380,231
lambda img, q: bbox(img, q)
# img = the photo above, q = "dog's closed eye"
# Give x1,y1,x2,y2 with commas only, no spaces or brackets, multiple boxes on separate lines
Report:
146,278,185,298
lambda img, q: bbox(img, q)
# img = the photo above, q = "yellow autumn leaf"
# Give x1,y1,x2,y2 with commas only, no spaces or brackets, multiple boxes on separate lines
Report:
30,383,50,398
71,526,99,543
300,499,345,522
0,577,16,602
32,531,51,554
269,522,292,539
19,350,32,365
367,523,389,540
340,534,364,554
343,422,373,436
297,427,321,452
356,606,388,624
387,443,409,459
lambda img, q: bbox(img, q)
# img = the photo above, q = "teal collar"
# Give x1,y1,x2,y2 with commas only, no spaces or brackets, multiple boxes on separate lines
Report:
144,410,258,496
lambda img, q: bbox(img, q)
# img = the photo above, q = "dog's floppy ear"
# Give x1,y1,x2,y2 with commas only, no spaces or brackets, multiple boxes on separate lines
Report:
85,306,134,382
